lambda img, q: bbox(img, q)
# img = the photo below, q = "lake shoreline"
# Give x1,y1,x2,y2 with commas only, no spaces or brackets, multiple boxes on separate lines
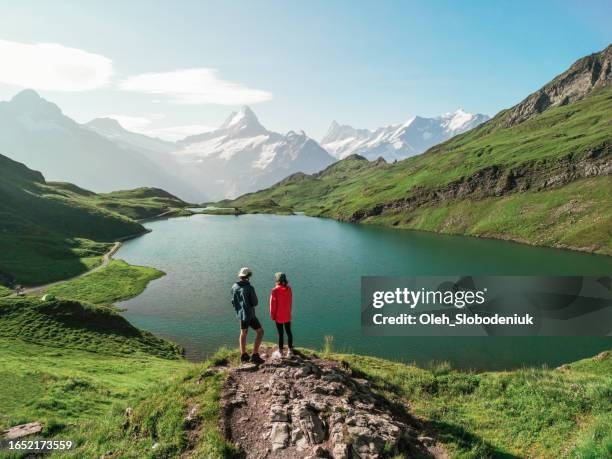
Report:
115,213,612,370
208,207,612,258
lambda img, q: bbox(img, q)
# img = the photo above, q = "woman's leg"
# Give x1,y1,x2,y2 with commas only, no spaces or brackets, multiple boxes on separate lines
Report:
275,322,284,350
284,322,293,349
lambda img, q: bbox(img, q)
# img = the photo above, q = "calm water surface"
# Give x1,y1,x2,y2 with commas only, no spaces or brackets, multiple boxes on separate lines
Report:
117,214,612,370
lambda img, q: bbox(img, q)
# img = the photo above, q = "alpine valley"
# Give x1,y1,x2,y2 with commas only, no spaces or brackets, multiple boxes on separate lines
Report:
0,19,611,459
221,45,612,255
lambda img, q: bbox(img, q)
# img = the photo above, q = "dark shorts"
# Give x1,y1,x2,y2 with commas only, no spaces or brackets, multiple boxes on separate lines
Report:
240,316,262,330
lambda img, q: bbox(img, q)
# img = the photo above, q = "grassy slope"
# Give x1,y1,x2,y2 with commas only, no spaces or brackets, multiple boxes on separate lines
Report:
0,337,188,437
0,153,191,286
1,290,609,459
0,255,232,457
88,187,193,220
223,87,612,254
373,176,611,253
47,259,164,306
50,348,612,459
62,349,235,459
0,297,181,359
328,350,612,459
0,254,172,356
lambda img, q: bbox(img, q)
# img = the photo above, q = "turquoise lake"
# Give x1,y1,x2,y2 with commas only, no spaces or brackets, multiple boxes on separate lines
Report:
117,214,612,370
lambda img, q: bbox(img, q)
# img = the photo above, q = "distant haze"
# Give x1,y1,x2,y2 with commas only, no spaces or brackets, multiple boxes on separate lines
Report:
0,90,493,200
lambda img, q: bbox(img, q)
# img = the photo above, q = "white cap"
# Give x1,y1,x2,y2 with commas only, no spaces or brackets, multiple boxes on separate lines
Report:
238,267,252,277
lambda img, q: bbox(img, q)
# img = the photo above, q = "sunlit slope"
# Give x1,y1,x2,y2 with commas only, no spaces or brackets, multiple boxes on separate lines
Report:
223,86,611,254
0,153,189,285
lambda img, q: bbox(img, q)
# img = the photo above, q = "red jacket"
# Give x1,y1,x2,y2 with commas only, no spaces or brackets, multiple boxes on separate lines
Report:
270,285,292,323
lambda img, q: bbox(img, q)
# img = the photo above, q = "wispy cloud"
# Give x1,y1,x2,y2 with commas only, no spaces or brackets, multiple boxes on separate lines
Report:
0,39,113,91
104,114,161,132
118,68,272,105
152,124,216,141
105,113,214,141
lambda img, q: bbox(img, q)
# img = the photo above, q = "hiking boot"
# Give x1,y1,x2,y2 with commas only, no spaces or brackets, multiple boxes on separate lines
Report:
250,353,265,365
286,348,294,358
240,353,250,363
271,350,282,359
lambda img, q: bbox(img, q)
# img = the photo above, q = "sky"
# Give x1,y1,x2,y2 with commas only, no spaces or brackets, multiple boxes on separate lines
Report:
0,0,610,140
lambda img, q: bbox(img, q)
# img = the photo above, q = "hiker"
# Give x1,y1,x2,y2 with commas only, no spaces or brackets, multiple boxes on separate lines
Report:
231,267,265,364
270,272,294,358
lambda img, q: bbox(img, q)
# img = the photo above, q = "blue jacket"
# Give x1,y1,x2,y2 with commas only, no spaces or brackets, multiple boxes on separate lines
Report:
231,280,259,321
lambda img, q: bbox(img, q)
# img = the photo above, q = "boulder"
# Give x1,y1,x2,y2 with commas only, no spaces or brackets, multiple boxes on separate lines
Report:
2,422,43,440
270,422,290,451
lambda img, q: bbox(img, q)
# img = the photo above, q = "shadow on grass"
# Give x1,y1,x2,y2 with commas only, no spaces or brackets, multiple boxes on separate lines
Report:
37,300,141,337
424,419,521,459
341,360,521,459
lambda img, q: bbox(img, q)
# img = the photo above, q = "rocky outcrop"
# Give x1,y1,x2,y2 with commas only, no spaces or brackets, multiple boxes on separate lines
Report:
2,422,43,440
348,144,611,222
504,45,611,127
222,347,441,458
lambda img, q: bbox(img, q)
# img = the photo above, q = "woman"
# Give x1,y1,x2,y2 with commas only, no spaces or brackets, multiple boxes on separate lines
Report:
269,272,293,358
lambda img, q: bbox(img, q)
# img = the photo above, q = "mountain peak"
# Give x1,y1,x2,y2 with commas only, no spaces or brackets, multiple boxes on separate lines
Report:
11,89,42,103
8,89,63,117
321,120,363,145
85,117,125,132
218,105,266,136
504,44,612,127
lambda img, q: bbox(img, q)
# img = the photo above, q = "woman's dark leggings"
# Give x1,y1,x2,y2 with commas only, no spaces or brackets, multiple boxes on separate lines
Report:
275,321,293,349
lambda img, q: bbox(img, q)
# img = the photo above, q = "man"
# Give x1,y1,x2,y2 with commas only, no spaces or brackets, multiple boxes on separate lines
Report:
231,267,265,364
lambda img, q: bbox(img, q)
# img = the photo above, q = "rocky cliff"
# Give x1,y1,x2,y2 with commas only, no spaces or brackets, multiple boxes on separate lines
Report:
504,45,611,127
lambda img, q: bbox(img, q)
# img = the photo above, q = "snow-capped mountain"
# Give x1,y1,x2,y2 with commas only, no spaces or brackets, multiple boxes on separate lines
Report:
85,117,175,155
83,117,183,175
321,109,490,161
0,90,198,200
174,106,335,199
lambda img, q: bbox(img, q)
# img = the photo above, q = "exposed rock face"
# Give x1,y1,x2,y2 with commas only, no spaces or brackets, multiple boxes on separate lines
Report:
504,45,611,127
347,144,611,222
222,347,441,458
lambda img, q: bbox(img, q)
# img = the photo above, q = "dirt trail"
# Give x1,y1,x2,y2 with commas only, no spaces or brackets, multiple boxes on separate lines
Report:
17,230,150,296
21,241,122,295
221,346,447,459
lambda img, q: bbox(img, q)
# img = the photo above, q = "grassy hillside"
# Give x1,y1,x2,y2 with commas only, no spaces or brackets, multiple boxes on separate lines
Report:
62,349,235,459
0,261,232,457
0,338,190,449
90,187,193,220
1,288,609,459
331,349,612,458
0,296,181,358
47,259,164,306
3,337,608,458
222,83,612,255
0,153,191,286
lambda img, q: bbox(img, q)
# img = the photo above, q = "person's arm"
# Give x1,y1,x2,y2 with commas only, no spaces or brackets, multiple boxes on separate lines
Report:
250,286,259,307
230,286,238,312
270,290,277,321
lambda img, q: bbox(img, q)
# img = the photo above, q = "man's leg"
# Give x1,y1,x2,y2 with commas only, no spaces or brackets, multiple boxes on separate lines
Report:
239,328,248,355
254,327,264,355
